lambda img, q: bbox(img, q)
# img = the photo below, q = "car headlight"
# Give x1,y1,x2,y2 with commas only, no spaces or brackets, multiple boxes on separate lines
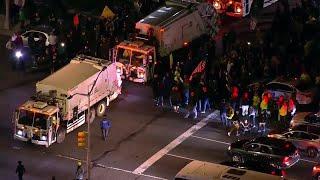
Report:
40,135,47,141
15,51,23,58
214,1,221,9
228,146,231,151
17,130,23,136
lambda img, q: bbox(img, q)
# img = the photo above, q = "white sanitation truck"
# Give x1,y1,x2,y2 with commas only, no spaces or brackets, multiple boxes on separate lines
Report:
13,55,122,147
135,0,218,57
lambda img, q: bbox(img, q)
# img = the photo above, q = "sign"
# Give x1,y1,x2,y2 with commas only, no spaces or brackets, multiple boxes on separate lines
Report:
101,6,115,19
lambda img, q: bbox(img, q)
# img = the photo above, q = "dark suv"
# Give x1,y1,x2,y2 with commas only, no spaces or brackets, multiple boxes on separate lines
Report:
228,137,300,169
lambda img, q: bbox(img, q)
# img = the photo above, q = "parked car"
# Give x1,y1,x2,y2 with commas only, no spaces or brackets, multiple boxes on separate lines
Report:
291,124,320,135
264,79,315,105
228,137,300,169
290,111,320,128
312,164,320,180
268,130,320,158
220,161,286,177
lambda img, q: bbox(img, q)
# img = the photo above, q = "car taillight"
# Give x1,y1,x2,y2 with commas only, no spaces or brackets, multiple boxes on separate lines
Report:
313,166,320,171
271,171,276,175
235,6,241,13
283,156,290,165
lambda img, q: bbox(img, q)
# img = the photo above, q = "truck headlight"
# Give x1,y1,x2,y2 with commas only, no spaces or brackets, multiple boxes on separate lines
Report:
40,136,47,141
17,130,23,136
235,6,241,13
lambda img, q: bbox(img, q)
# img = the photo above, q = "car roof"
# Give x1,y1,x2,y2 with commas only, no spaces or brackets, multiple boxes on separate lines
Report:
25,25,54,34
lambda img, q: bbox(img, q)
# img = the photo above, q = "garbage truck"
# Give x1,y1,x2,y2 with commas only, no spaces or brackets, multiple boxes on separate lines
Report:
114,0,218,83
135,0,218,57
13,55,122,147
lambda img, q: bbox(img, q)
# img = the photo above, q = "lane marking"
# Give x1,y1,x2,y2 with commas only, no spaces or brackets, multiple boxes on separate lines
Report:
56,154,167,180
133,111,219,174
191,135,231,145
166,153,198,161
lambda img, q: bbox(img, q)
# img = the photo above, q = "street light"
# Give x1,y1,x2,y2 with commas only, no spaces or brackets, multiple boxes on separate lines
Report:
68,66,106,180
68,92,91,180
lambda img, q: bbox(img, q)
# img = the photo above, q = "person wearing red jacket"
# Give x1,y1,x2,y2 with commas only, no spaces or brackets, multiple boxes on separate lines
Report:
230,85,239,110
241,91,250,116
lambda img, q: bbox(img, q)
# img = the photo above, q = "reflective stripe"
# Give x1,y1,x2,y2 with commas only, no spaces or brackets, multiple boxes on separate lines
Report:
66,114,85,133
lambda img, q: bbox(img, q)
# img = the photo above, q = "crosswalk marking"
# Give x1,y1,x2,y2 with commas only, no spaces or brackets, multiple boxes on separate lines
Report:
132,111,219,174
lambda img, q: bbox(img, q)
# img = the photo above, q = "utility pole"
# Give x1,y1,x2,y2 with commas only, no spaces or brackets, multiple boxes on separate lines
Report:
4,0,10,29
86,94,91,180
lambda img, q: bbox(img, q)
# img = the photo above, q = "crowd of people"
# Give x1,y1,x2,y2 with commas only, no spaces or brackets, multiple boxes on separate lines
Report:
149,0,320,137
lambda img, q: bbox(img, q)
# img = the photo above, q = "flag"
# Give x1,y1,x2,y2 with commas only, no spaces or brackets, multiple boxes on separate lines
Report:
189,60,206,81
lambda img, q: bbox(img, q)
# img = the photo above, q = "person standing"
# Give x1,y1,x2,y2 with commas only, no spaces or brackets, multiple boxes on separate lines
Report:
171,85,181,113
75,161,84,180
100,117,111,141
16,161,25,180
219,99,228,127
184,91,198,119
227,106,240,136
241,90,250,116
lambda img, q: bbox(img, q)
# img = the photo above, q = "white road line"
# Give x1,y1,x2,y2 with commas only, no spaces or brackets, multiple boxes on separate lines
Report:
166,153,198,161
133,111,219,174
56,154,167,180
191,135,231,145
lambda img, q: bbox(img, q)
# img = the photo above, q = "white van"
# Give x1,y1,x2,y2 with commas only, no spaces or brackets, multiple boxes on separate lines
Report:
175,160,283,180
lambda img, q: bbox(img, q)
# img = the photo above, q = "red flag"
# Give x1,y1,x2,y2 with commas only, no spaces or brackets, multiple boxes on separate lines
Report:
189,60,206,81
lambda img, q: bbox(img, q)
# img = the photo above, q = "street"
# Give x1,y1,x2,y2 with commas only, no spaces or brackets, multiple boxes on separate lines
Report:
1,0,318,179
0,80,317,180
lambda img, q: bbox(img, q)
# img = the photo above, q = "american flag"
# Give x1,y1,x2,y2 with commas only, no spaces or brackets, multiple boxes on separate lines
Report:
189,60,206,81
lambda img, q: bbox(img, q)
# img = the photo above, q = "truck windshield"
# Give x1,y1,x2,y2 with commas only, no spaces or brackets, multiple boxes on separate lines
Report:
117,48,130,65
18,110,48,130
131,51,146,67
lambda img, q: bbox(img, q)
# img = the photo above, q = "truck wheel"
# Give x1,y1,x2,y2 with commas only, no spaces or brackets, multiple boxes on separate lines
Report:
96,101,106,117
87,108,96,124
57,128,66,143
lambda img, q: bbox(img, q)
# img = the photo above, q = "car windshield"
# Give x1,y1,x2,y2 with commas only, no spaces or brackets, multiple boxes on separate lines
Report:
306,113,320,124
18,109,48,129
295,81,313,92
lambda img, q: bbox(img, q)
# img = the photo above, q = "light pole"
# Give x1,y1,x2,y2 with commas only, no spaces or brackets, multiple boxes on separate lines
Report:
70,92,92,180
4,0,10,29
86,94,91,180
69,66,106,180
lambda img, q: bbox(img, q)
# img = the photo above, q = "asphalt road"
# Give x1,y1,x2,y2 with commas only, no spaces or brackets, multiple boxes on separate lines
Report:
0,1,316,179
0,79,318,180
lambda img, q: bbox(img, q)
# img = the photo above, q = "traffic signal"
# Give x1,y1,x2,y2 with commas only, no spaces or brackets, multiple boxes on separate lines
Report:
77,131,86,147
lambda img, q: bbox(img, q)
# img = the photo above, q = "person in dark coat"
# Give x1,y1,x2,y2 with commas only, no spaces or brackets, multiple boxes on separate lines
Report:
184,91,198,119
171,84,182,112
16,161,25,180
